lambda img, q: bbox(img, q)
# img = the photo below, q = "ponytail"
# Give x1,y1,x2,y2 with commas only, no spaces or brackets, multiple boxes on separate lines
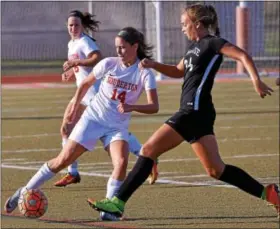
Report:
206,5,220,37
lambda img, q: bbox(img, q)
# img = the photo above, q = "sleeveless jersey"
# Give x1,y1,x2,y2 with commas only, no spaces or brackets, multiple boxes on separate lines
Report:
88,57,157,129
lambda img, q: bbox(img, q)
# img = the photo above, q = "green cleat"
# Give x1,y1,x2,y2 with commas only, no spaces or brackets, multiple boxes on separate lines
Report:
87,197,125,217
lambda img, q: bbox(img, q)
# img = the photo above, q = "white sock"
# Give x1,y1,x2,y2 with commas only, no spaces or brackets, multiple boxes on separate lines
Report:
106,177,124,199
22,163,55,194
68,161,78,175
62,138,79,175
128,132,142,157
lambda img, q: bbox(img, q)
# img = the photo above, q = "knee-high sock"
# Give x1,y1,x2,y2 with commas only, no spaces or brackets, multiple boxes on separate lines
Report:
62,138,78,175
116,156,154,202
106,177,124,199
22,163,55,193
219,164,264,198
127,133,142,157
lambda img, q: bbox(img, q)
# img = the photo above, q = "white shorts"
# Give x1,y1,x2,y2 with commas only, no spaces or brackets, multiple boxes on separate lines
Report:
68,109,129,151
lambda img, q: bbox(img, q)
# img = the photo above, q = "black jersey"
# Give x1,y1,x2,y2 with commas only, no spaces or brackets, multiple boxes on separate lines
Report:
180,35,227,113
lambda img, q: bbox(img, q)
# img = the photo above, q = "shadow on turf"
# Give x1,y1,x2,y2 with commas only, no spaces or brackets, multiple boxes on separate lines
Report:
125,215,279,226
1,214,134,228
2,109,279,120
2,213,278,228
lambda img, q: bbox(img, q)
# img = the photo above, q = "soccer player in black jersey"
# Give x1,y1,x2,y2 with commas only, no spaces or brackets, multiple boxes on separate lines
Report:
88,3,279,220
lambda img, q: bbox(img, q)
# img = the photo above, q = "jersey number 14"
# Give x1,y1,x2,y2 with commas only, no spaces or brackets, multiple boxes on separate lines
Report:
111,89,127,103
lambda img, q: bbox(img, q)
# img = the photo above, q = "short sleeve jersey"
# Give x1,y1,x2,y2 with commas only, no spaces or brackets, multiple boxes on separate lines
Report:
88,57,157,129
68,34,101,94
180,35,227,112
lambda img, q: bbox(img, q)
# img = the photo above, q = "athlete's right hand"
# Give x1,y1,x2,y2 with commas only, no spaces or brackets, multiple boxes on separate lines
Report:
139,58,156,69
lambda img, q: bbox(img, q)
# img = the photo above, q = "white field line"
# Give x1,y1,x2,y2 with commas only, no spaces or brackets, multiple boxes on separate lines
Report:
2,124,278,139
2,146,103,153
2,106,278,113
2,153,278,167
1,158,25,162
1,136,277,154
1,163,277,188
2,107,65,113
1,113,277,122
2,153,278,187
2,94,73,101
2,100,71,106
2,133,60,139
1,97,264,106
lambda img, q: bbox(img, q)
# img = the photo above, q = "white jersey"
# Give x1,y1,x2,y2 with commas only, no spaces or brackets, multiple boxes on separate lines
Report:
68,33,101,101
88,57,157,129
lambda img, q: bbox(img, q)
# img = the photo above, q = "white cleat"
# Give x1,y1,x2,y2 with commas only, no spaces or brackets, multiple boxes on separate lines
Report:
4,187,23,213
100,211,123,221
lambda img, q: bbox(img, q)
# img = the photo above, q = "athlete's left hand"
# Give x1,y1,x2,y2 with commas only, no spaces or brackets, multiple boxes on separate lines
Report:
117,103,133,113
252,79,273,98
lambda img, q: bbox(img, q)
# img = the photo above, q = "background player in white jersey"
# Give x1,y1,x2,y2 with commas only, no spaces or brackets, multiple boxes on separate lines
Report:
4,26,159,221
54,10,158,187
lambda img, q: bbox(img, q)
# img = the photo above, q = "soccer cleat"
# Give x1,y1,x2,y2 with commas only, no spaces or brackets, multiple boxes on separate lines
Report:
264,183,280,217
4,187,23,213
54,173,81,187
87,197,124,217
148,160,159,185
100,211,123,221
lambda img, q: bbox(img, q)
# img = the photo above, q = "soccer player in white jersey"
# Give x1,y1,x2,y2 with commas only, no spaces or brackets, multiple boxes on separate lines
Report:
4,26,159,221
54,10,158,187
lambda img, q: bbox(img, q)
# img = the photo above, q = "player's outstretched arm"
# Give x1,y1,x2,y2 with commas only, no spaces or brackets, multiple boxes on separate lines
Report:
139,58,184,79
220,43,273,98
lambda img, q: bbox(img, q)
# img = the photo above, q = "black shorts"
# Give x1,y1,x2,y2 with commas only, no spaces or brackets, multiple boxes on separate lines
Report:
165,110,216,143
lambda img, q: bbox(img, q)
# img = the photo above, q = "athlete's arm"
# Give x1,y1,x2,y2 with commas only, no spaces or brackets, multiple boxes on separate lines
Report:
63,50,102,71
139,58,184,78
75,50,102,67
117,89,159,114
220,42,273,98
67,72,97,122
220,43,260,82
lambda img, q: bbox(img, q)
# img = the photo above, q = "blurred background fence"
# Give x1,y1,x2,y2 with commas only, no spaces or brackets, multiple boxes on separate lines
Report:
1,1,279,76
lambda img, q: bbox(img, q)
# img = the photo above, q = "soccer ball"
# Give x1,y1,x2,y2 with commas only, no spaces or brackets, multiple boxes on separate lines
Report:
18,189,48,218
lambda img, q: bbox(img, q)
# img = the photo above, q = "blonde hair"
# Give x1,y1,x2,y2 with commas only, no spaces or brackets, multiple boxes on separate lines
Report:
184,4,220,36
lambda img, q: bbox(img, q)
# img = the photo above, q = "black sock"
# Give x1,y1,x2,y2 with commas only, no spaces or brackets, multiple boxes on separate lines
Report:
219,164,264,198
116,155,154,202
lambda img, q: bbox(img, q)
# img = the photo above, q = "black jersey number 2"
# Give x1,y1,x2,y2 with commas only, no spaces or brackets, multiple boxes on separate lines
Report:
184,57,194,72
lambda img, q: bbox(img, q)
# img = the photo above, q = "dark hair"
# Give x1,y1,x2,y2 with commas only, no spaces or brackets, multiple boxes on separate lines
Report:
68,10,100,39
117,27,153,60
184,4,220,37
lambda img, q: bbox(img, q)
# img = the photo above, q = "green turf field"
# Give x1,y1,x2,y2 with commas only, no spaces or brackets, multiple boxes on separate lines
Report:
1,78,279,228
